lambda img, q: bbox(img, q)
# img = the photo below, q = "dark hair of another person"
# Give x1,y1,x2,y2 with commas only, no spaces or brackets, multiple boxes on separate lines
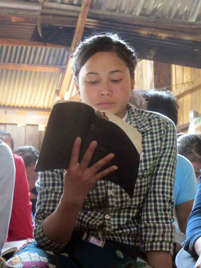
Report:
137,89,179,126
72,33,138,81
177,134,201,163
0,130,14,150
13,146,39,168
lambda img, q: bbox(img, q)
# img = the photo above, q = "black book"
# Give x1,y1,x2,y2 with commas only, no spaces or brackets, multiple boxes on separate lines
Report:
35,101,142,197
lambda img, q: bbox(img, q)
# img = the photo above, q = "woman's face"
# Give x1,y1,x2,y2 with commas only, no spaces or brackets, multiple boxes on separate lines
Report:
26,164,38,191
76,52,134,119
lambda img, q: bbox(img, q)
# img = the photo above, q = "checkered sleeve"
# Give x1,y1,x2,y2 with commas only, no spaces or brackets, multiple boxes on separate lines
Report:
34,169,66,251
140,118,177,255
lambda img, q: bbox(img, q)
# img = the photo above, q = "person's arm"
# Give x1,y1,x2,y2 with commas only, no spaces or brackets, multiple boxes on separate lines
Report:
175,200,194,233
7,155,33,241
34,138,117,249
140,117,177,267
183,178,201,262
0,141,15,254
145,251,172,268
174,155,197,233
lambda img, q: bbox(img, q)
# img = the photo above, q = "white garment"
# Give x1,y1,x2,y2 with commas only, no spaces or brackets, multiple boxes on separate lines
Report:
0,140,15,256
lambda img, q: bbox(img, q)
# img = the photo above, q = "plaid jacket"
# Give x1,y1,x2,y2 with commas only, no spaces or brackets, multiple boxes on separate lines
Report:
34,104,177,254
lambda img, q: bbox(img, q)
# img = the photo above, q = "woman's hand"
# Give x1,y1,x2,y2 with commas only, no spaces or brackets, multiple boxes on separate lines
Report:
42,137,118,245
194,237,201,268
194,255,201,268
62,137,118,204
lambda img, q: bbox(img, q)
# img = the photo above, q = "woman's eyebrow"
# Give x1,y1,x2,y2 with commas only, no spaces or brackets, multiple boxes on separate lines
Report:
109,70,123,74
86,72,98,75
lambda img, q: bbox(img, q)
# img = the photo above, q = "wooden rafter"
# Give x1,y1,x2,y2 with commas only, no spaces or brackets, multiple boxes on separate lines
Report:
0,38,64,48
0,63,64,73
59,0,92,100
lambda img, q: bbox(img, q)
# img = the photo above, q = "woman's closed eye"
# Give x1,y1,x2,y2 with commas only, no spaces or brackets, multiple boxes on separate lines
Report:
111,78,122,83
87,80,99,84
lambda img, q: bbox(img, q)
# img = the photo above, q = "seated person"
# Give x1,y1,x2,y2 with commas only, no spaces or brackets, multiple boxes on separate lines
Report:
177,133,201,182
176,176,201,268
13,146,39,216
0,131,33,241
5,34,177,268
0,139,15,256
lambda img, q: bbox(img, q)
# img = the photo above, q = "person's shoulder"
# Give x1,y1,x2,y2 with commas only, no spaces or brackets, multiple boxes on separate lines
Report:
177,154,195,173
0,140,13,158
134,107,175,127
13,154,25,167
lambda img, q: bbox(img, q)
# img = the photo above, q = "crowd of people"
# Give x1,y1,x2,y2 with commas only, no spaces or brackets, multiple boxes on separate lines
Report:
0,33,201,268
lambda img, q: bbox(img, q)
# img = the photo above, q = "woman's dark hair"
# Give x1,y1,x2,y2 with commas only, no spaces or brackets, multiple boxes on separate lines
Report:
136,89,179,125
177,134,201,163
72,33,137,80
13,146,39,168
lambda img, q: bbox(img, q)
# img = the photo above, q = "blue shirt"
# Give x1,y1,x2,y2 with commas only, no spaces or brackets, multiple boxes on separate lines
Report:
184,177,201,258
174,154,198,209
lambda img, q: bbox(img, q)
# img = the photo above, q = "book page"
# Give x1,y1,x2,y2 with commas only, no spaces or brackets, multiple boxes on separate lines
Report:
2,240,27,255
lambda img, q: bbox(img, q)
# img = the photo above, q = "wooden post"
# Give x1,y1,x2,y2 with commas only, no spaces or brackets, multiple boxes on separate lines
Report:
59,0,92,100
154,62,171,90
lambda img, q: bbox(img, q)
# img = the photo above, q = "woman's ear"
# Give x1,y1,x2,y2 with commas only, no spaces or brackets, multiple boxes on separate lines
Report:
74,77,80,95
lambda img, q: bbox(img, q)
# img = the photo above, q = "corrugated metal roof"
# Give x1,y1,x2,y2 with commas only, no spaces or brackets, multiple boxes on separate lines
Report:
20,0,201,22
0,45,68,66
0,69,63,109
0,44,69,109
0,0,200,111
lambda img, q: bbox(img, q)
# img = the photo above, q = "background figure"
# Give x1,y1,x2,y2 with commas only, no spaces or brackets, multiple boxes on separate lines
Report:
176,177,201,268
0,130,33,241
0,139,15,255
0,131,14,150
13,146,39,215
177,133,201,181
133,89,179,125
132,89,197,234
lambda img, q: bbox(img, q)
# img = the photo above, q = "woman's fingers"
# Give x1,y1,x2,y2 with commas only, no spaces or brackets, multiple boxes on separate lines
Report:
68,138,117,181
91,153,118,177
69,137,81,167
95,164,118,181
79,140,97,170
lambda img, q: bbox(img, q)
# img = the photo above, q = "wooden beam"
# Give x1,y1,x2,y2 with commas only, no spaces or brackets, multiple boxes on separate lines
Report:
0,12,77,27
59,0,92,99
0,38,64,48
0,63,64,73
0,113,49,125
173,77,201,98
154,62,171,90
177,122,189,132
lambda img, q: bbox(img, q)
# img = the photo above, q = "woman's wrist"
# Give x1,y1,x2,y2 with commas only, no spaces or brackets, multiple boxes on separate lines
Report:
59,193,84,211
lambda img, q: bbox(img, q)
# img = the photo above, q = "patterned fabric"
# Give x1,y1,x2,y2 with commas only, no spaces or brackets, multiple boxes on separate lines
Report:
3,240,152,268
34,104,177,254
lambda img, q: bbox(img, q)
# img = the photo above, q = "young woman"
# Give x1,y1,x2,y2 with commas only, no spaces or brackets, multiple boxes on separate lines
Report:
6,33,177,268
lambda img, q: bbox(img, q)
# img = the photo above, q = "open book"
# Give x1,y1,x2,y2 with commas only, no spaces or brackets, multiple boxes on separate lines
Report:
35,101,142,197
2,240,27,256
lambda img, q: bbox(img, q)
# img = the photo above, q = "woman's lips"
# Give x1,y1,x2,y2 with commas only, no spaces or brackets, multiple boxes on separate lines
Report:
96,102,114,109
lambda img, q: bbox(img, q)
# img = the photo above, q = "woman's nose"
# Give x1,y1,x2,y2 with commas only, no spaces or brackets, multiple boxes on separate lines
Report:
99,83,112,96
